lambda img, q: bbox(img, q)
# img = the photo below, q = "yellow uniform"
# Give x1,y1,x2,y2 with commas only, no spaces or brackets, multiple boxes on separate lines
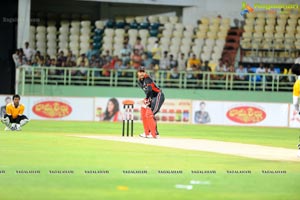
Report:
6,103,25,119
293,78,300,97
151,45,161,61
293,76,300,112
187,58,201,69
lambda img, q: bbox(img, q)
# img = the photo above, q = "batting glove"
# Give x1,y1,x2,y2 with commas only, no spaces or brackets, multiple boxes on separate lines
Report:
144,98,151,106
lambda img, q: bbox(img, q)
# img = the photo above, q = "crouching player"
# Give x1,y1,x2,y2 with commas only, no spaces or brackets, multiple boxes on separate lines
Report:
137,67,165,138
1,94,29,131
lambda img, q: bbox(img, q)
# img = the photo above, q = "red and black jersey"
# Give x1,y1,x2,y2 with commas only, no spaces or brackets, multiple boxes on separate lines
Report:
138,74,161,99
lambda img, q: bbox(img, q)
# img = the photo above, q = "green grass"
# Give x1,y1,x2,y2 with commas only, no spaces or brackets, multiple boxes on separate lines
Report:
25,120,300,148
0,121,299,200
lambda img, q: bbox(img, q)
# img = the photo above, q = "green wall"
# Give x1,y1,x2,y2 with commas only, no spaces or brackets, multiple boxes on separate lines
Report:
20,84,291,103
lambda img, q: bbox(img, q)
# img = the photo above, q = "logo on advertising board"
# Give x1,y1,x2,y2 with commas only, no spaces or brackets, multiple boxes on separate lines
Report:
240,1,299,17
226,105,266,124
240,2,254,16
32,99,72,118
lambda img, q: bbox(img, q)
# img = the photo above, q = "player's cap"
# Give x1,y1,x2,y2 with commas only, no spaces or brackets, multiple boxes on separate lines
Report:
138,67,145,72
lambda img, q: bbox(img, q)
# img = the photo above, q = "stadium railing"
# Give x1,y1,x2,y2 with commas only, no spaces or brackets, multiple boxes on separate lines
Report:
18,65,294,92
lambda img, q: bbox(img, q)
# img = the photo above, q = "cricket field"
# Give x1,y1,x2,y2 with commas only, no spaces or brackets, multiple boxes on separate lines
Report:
0,120,299,200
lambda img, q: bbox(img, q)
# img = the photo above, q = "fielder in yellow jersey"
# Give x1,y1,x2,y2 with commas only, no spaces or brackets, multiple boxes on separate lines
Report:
293,78,300,109
1,94,29,131
291,64,300,156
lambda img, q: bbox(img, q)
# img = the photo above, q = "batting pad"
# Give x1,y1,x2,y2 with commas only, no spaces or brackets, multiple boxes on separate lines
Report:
145,108,157,138
141,107,150,136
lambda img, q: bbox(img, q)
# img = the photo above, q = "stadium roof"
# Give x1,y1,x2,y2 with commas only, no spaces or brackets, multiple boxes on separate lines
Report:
81,0,197,6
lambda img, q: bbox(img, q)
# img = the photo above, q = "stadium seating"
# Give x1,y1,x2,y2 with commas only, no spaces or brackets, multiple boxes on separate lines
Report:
95,20,105,29
148,16,159,24
159,16,169,24
169,16,178,24
149,29,159,37
27,13,232,66
58,24,69,54
140,22,150,29
160,37,170,46
174,23,184,33
162,29,172,38
46,26,57,57
36,25,46,55
79,20,91,54
241,10,300,63
105,20,115,28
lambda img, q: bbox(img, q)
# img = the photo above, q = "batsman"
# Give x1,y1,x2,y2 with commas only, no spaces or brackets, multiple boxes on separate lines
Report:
137,67,165,138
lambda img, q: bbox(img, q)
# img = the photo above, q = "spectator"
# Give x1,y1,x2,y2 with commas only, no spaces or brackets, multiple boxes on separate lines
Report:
149,63,160,81
215,59,227,72
45,54,50,61
102,55,117,77
170,66,180,79
254,62,266,83
227,63,235,73
235,64,248,81
159,51,170,70
267,64,279,81
18,49,27,66
120,42,131,65
199,60,211,80
45,55,52,66
123,36,132,51
131,49,142,69
110,55,119,69
244,64,251,73
177,53,187,71
12,49,20,63
23,42,35,62
187,54,201,70
93,60,102,77
133,36,144,55
151,40,161,66
142,52,153,70
104,50,112,63
37,56,45,67
120,60,133,78
256,63,266,74
215,59,227,80
89,55,100,77
57,61,66,76
114,59,123,75
31,58,38,67
48,58,57,75
200,60,212,72
78,60,88,76
33,51,42,64
66,50,77,66
57,51,66,67
12,49,21,67
169,54,178,69
76,53,89,67
89,54,98,67
86,43,99,60
186,64,198,80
